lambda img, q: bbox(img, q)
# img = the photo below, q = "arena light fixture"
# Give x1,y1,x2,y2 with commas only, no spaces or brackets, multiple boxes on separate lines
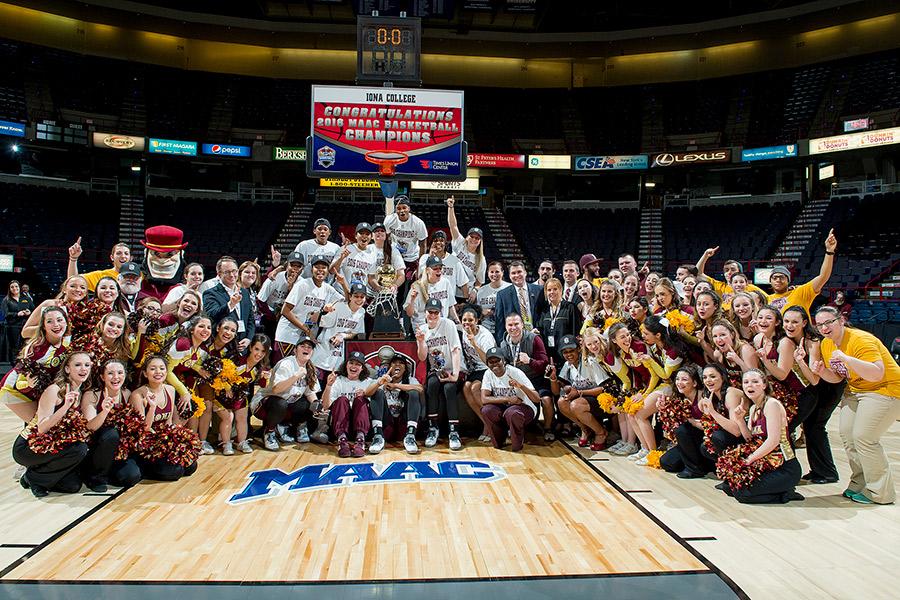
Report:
11,144,18,152
131,164,141,172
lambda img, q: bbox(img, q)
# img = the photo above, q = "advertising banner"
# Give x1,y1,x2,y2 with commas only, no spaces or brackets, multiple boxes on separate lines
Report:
92,132,145,151
466,153,525,169
309,85,465,180
149,138,197,156
809,127,900,155
527,155,571,169
650,149,732,167
573,155,648,170
411,177,480,191
0,120,25,138
320,178,381,188
843,118,870,132
273,146,307,161
202,143,251,157
741,144,797,161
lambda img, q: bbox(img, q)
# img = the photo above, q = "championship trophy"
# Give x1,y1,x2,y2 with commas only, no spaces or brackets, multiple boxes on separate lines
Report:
367,262,405,340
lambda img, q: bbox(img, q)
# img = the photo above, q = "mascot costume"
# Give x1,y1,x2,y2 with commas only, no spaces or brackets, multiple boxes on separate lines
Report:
138,225,188,301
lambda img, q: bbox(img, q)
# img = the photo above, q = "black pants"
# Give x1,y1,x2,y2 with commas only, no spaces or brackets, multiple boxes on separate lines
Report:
790,385,819,434
256,396,311,432
802,380,845,480
704,428,744,461
83,426,119,487
660,423,713,475
110,458,142,488
369,389,422,425
137,456,198,482
426,374,459,422
730,458,802,504
13,437,88,493
4,322,23,363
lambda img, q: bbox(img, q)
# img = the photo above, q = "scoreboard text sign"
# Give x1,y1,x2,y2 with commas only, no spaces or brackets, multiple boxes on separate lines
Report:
308,85,466,181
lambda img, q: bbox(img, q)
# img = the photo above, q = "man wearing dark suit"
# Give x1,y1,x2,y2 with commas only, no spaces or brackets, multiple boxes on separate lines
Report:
203,256,255,352
493,261,543,344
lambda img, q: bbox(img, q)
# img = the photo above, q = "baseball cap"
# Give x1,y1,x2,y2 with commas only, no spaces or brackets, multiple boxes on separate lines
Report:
467,227,483,238
425,298,442,312
426,256,444,269
349,282,367,296
296,334,315,347
579,253,600,271
347,350,367,365
486,347,506,362
118,262,141,278
558,334,579,352
431,230,447,240
395,195,410,206
356,222,372,233
372,222,386,232
287,251,304,265
313,218,331,229
770,266,792,282
310,254,329,266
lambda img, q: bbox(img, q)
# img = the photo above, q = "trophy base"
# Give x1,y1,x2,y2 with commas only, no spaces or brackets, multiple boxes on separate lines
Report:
369,312,406,341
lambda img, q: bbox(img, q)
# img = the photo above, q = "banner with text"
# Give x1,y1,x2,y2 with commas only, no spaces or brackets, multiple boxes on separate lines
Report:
273,146,307,161
320,178,381,188
149,138,197,156
0,120,26,138
574,155,648,170
741,144,797,162
527,155,571,169
202,143,251,157
808,127,900,155
92,132,145,151
651,149,732,167
411,176,480,191
309,85,465,180
466,153,526,169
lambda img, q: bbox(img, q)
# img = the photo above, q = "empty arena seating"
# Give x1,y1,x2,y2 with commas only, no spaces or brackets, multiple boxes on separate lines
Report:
663,201,801,269
505,207,640,272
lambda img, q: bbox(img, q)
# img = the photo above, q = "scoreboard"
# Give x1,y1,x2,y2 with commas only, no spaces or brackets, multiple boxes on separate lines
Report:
357,15,421,85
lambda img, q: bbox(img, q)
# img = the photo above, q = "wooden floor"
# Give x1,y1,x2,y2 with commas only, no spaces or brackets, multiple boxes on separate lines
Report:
1,407,898,598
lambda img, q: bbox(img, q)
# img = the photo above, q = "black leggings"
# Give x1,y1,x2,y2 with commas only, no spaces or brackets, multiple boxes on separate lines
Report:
660,423,714,475
13,437,88,493
137,456,198,482
801,380,845,479
790,385,819,434
83,426,119,486
257,396,311,432
426,373,459,422
729,458,802,504
369,389,423,424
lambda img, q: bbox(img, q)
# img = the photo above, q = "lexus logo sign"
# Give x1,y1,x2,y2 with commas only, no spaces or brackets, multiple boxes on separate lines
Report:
651,149,732,167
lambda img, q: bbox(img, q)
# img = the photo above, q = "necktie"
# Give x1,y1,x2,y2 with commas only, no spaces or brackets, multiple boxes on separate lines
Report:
518,286,532,329
565,287,572,302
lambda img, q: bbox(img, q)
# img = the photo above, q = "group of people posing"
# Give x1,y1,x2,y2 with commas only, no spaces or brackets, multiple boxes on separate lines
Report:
1,195,898,506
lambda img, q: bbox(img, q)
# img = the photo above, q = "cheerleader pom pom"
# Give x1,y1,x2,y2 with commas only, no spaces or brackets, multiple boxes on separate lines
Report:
16,358,55,395
106,404,144,461
166,425,202,467
210,359,240,392
27,408,91,455
645,450,664,469
201,356,224,380
622,395,644,415
596,393,617,414
665,309,696,334
715,438,784,490
127,309,160,337
658,397,692,442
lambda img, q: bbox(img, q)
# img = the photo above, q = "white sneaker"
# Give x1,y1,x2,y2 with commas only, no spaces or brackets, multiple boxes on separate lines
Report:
635,453,652,466
369,434,385,454
276,424,295,443
611,442,639,456
236,440,253,454
403,433,419,454
200,441,215,455
449,431,462,451
478,434,491,443
425,427,439,447
628,448,650,462
606,440,626,454
311,420,330,444
221,441,234,456
296,424,310,444
13,465,26,480
264,431,280,451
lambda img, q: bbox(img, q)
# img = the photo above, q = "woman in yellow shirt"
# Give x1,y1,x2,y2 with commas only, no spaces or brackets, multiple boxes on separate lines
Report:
813,306,900,504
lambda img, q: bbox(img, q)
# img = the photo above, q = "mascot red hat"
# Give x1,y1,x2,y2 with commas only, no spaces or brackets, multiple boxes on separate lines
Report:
138,225,188,301
141,225,188,252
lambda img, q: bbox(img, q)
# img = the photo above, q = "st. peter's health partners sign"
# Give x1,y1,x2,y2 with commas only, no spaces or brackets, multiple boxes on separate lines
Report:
307,85,466,181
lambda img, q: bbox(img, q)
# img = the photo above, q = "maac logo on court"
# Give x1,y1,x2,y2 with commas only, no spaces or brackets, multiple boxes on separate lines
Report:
228,460,507,505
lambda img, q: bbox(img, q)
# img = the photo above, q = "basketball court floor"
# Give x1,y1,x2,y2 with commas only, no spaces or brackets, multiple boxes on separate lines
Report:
0,409,897,599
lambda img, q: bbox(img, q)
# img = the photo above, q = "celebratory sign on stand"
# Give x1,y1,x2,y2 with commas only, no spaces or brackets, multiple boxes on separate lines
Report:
307,85,466,181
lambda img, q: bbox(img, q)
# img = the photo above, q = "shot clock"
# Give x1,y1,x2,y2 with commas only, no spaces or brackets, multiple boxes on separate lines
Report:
356,15,422,85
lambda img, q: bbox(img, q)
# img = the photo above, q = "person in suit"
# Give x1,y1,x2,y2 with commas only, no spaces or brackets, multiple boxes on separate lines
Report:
493,261,543,344
203,256,255,353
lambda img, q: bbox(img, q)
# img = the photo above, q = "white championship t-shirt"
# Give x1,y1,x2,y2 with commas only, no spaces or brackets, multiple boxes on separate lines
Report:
311,302,366,371
404,277,456,330
384,213,428,262
461,324,496,373
452,234,486,289
294,239,341,278
481,365,538,414
274,277,344,344
476,281,511,334
418,252,469,298
423,317,462,375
